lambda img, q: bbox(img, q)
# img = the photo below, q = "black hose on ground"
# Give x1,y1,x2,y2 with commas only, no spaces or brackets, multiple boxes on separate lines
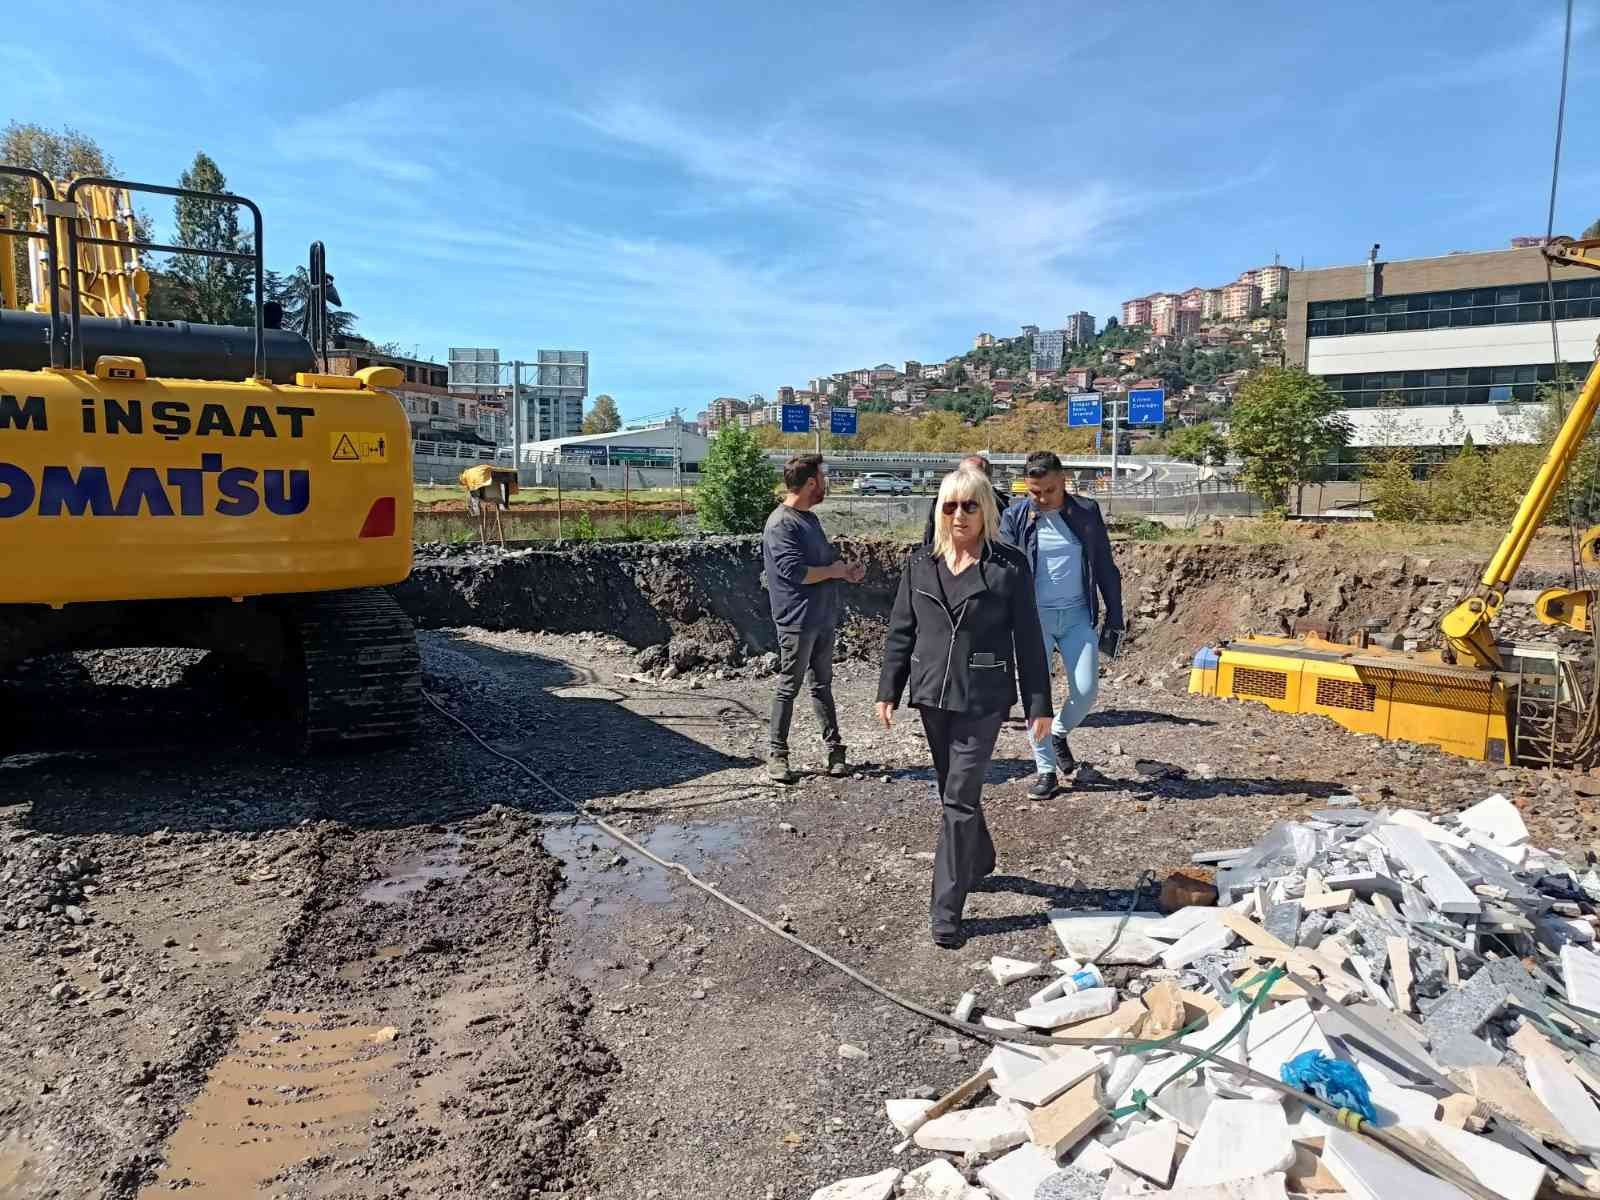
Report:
424,691,1519,1200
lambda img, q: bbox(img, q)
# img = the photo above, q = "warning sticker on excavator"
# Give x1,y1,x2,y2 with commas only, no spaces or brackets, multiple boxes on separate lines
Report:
330,432,388,463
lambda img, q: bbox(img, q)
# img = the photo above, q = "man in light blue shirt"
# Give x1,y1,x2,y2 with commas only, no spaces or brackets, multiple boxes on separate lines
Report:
999,450,1124,799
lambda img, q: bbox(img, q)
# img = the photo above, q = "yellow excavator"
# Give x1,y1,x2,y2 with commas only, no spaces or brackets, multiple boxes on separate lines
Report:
1190,238,1600,769
0,166,418,751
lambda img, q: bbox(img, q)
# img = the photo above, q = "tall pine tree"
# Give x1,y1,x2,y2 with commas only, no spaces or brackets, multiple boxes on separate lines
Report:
169,152,253,325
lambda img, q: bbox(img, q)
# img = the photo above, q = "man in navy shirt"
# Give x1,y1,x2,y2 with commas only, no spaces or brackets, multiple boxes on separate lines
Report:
999,451,1124,798
763,454,864,783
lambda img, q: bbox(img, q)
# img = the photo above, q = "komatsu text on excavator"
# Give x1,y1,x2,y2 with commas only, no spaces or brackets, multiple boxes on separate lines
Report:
0,166,419,751
1191,237,1600,770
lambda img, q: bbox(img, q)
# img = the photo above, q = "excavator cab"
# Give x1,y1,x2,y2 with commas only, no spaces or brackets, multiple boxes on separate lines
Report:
0,166,419,752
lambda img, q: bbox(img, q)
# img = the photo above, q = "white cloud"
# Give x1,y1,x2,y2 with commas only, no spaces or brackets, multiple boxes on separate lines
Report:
270,90,454,184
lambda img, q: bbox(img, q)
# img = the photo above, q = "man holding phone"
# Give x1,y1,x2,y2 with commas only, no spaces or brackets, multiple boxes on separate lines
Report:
999,451,1124,798
763,454,865,784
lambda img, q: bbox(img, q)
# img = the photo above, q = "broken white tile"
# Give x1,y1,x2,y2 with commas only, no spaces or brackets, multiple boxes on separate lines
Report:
1241,1000,1333,1091
1465,830,1528,867
1361,1062,1441,1127
1322,1126,1470,1200
1147,906,1227,941
986,1042,1048,1085
1166,1176,1289,1200
1377,825,1480,915
1049,910,1168,965
981,1015,1028,1035
1173,1100,1294,1188
886,1098,936,1137
1070,1137,1116,1176
976,1142,1060,1200
990,956,1044,985
809,1168,903,1200
1391,808,1472,848
993,1049,1102,1107
1052,957,1083,974
899,1159,970,1200
1105,1118,1178,1186
1102,1165,1162,1196
952,991,977,1023
915,1104,1029,1154
1159,922,1234,971
1015,988,1117,1030
1102,1053,1146,1105
1398,1118,1545,1200
1563,944,1600,1011
1526,1053,1600,1152
1148,1083,1212,1136
1457,793,1529,846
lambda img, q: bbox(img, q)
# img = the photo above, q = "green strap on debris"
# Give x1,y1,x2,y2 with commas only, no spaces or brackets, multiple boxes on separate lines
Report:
1110,965,1285,1120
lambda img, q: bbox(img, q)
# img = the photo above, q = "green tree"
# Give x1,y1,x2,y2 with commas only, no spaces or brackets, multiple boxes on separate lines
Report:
168,151,253,324
697,423,778,533
1,122,127,308
1583,218,1600,240
1229,366,1351,511
265,266,360,339
582,393,622,434
1166,422,1229,466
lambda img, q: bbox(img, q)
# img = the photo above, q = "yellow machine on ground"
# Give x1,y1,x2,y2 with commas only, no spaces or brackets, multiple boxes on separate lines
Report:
0,166,418,751
1191,238,1600,769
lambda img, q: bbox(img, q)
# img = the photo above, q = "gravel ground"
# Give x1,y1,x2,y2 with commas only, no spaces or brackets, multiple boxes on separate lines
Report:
0,626,1592,1199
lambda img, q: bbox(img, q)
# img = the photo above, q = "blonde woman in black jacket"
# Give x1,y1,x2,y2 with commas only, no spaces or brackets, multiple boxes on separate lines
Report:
876,467,1054,949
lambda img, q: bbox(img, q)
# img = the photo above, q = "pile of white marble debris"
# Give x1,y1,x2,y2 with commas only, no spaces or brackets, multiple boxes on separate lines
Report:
810,793,1600,1200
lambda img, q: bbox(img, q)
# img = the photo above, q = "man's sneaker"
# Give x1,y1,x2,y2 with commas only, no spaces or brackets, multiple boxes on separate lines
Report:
1028,772,1058,800
767,755,796,784
826,747,849,778
1052,734,1078,776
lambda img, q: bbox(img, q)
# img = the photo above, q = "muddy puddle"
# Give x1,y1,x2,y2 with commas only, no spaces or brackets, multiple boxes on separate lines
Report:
137,1011,398,1197
544,819,746,918
358,836,469,904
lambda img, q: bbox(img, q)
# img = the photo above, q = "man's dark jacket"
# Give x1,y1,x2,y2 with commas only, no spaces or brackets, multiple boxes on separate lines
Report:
877,540,1052,719
921,485,1014,546
998,494,1124,630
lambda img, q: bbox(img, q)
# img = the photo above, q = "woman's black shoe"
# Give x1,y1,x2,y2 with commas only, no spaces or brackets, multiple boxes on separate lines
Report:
931,927,966,950
1028,772,1058,800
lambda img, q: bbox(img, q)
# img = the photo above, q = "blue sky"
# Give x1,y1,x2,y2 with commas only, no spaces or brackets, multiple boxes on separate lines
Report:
8,1,1599,420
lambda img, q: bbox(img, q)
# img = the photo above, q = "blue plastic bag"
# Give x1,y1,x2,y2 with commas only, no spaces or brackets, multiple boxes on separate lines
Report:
1280,1050,1378,1123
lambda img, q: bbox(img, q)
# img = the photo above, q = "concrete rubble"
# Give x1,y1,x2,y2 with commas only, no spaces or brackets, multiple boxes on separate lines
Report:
808,792,1600,1199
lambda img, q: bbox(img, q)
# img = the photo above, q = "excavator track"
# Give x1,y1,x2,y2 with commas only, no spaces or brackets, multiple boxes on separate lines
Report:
285,588,420,754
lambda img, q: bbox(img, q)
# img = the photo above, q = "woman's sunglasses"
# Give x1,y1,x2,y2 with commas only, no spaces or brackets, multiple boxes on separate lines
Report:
941,499,981,515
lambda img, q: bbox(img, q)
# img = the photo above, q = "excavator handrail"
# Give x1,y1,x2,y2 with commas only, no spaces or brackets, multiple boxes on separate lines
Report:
0,165,64,366
62,176,265,379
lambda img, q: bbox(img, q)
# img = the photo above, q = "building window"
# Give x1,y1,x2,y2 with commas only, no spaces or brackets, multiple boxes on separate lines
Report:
1307,279,1600,336
1319,361,1590,408
430,401,440,416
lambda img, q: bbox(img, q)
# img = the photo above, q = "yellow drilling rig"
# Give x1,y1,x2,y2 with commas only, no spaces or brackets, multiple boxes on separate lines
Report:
1190,238,1600,769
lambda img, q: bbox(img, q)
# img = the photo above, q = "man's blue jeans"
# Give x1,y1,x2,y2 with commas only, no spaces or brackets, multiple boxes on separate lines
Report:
1029,606,1099,775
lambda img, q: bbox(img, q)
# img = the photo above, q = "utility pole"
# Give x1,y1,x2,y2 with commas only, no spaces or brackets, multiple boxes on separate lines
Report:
509,360,523,483
1108,394,1120,514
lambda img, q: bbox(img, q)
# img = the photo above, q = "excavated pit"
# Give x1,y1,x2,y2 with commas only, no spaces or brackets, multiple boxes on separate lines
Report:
398,534,1588,673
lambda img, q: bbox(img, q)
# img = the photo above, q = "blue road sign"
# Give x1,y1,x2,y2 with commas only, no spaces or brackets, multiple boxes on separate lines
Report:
1128,388,1166,425
781,404,811,433
830,408,858,436
1067,392,1103,428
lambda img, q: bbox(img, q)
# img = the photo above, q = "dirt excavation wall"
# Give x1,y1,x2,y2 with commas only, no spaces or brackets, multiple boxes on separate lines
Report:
397,536,1585,673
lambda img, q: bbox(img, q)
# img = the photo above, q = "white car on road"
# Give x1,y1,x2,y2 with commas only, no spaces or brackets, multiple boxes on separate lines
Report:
852,472,912,496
